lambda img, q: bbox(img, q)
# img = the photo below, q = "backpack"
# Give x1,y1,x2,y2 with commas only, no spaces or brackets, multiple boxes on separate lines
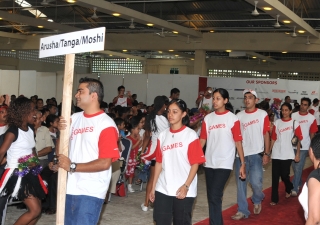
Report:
115,181,126,197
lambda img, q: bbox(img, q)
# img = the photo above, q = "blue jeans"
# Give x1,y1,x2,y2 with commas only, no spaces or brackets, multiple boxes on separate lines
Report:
292,150,309,193
204,167,231,225
65,194,104,225
235,154,264,217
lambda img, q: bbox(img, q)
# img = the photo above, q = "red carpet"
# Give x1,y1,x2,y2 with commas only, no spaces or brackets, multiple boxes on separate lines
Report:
195,166,314,225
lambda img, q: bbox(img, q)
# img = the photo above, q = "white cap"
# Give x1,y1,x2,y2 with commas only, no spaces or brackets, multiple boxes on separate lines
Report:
243,89,258,98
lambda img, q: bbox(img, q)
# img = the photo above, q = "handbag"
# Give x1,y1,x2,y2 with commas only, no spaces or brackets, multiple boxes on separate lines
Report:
291,120,302,148
115,181,126,197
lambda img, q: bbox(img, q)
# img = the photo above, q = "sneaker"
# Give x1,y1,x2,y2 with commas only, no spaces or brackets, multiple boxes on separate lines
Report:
128,184,135,193
141,203,148,212
291,191,298,197
149,203,154,211
253,204,262,214
231,212,246,220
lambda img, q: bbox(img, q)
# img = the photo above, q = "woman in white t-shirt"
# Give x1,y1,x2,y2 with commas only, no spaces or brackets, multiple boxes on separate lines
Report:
299,134,320,224
150,99,205,225
269,102,303,205
199,88,246,225
140,96,169,211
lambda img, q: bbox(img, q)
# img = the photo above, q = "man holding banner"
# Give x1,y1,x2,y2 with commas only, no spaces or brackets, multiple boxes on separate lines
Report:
58,77,120,225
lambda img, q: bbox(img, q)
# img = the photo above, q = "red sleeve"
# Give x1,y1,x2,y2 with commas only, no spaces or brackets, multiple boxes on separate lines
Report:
231,120,242,142
295,125,303,141
155,139,162,163
199,120,207,139
309,109,315,115
98,127,120,162
310,119,318,133
271,125,277,140
127,98,132,106
263,115,270,134
187,139,206,165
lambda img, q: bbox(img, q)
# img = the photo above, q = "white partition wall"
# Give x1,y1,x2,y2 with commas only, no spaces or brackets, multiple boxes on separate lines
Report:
147,74,173,105
124,74,148,104
19,70,36,97
172,74,199,108
56,72,64,103
36,72,57,101
1,70,19,96
99,74,124,104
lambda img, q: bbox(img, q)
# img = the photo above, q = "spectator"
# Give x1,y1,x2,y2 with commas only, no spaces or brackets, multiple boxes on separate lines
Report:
168,88,180,101
113,85,133,107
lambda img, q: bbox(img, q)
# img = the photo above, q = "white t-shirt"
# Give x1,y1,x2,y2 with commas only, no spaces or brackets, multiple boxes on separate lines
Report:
0,125,8,135
6,127,35,169
237,108,270,157
292,112,318,150
115,96,128,107
155,126,205,197
309,105,320,125
66,111,120,199
199,97,213,112
271,118,303,160
200,110,242,170
142,115,169,161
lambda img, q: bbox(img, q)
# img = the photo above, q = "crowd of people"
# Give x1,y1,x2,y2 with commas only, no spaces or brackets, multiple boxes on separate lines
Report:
0,79,319,225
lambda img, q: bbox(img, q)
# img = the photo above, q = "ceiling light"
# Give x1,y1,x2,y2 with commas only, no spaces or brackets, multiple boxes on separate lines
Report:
283,20,291,24
292,26,297,37
226,50,232,52
191,58,194,60
175,55,179,57
263,7,272,10
285,32,290,34
252,1,259,16
158,51,163,53
210,30,214,33
282,51,287,53
274,15,280,28
122,50,127,52
37,25,44,28
252,56,257,59
11,49,16,52
109,54,113,56
66,0,76,3
47,19,53,22
112,13,120,16
172,31,179,34
0,18,3,20
262,59,266,62
91,7,98,19
129,18,135,29
147,23,153,26
298,30,305,34
168,50,174,52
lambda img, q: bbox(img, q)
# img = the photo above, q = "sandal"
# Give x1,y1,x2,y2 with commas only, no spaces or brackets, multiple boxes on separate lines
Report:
270,202,277,206
286,192,291,198
135,179,142,185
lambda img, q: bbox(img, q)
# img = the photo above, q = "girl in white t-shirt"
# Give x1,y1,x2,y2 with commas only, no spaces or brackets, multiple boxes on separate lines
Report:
150,99,205,225
269,102,303,205
199,88,246,225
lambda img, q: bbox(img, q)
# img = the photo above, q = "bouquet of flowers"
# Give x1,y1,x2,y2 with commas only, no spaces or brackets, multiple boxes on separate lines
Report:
14,154,42,177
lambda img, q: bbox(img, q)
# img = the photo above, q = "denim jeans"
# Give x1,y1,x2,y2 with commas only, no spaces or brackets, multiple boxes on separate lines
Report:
292,150,309,193
65,194,104,225
204,167,231,225
235,154,264,217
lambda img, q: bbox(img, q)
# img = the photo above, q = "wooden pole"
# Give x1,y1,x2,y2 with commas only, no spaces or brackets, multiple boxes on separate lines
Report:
56,54,75,225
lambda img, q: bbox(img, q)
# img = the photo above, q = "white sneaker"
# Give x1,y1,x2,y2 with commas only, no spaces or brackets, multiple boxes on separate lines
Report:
141,203,148,211
128,184,135,193
291,190,298,197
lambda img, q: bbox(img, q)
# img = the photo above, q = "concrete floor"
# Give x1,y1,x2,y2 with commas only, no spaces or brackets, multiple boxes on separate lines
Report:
4,158,313,225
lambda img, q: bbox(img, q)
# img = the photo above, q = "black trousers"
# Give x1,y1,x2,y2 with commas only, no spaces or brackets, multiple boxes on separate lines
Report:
153,191,195,225
271,159,293,203
40,166,58,210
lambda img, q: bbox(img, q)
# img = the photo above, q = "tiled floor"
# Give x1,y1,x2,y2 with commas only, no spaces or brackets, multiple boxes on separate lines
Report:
4,158,312,225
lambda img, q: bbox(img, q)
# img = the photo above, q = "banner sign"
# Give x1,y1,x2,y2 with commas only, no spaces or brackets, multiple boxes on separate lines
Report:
207,77,320,111
39,27,106,58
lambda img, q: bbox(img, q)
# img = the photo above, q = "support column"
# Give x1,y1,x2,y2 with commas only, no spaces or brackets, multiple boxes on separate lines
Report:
194,50,207,76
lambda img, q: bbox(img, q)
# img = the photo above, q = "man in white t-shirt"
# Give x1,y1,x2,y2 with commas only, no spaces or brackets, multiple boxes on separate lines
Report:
58,77,120,225
309,98,320,132
196,87,213,114
292,97,318,196
232,89,270,220
113,85,133,107
168,88,180,102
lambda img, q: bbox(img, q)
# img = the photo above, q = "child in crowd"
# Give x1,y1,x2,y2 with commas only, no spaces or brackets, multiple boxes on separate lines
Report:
126,117,143,193
114,118,126,138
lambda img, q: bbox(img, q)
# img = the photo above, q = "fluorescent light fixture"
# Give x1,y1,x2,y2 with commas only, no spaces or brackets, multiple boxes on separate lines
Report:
285,32,290,34
112,13,120,16
15,0,47,18
168,50,174,52
66,0,76,3
263,7,272,10
0,18,2,20
38,25,44,28
47,19,53,22
158,51,163,53
172,31,179,34
252,56,257,59
11,49,16,52
122,50,127,52
147,23,154,26
109,54,113,56
210,30,214,33
191,58,194,60
282,51,287,53
262,59,266,62
298,30,305,34
226,50,232,52
283,20,291,24
175,55,179,57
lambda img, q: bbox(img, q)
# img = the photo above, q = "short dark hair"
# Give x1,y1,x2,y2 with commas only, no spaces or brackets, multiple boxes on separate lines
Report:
170,88,180,96
301,97,311,106
285,96,290,101
310,134,320,159
45,114,59,128
37,98,43,103
47,104,56,110
132,94,137,98
79,77,104,104
117,85,125,92
114,117,124,127
313,98,319,104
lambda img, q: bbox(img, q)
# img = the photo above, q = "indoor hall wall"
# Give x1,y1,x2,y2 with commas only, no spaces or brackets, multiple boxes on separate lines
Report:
206,58,320,73
145,59,194,74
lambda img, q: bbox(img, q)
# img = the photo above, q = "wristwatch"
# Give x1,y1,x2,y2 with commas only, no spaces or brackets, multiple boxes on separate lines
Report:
70,162,77,173
263,152,271,157
184,184,189,190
